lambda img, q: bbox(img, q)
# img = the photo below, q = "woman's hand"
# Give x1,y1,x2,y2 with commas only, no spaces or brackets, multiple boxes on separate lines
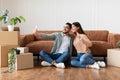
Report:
69,30,76,38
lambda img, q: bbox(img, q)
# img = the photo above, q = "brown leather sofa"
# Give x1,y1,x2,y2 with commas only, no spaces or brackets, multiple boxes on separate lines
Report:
20,30,120,58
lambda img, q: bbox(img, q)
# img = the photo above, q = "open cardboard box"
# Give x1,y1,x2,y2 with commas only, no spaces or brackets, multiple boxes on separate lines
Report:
17,47,29,53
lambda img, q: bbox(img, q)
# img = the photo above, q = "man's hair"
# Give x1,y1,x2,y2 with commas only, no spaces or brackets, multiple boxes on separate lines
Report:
66,22,72,29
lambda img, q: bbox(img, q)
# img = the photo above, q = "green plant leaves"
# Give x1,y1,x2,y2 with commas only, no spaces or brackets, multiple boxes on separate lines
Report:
16,17,21,23
0,16,8,23
0,16,3,21
8,48,17,72
1,9,9,16
19,16,26,22
0,10,26,25
9,16,25,25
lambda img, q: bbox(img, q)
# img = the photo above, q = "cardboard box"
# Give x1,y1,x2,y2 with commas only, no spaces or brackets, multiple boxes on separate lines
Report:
0,45,18,67
0,31,20,45
17,47,29,53
15,53,33,70
1,27,20,31
107,49,120,67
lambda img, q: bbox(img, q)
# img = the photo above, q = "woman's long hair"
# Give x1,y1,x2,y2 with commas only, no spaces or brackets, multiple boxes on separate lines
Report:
72,22,85,34
72,22,85,56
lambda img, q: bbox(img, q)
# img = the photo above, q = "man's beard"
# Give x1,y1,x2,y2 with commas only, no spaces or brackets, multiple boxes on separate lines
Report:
63,31,68,34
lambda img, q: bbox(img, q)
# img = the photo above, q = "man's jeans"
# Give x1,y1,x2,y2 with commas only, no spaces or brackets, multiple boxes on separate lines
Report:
71,53,95,68
40,50,70,64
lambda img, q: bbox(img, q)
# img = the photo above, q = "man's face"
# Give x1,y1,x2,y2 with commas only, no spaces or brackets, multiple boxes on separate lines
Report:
63,24,71,34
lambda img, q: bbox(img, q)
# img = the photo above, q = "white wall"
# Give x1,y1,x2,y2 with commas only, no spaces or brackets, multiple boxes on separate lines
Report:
0,0,120,34
97,0,120,33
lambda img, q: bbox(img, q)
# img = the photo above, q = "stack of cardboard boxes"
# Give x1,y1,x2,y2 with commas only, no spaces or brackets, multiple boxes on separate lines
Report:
0,31,19,67
0,31,34,70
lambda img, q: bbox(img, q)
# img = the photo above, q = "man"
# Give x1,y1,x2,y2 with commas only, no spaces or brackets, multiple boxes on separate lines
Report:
35,23,72,68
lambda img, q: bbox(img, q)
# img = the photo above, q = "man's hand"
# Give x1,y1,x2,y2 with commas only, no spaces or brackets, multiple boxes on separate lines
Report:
34,28,38,33
33,28,40,38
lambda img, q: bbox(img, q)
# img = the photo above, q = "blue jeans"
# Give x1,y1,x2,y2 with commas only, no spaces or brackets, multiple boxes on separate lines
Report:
71,53,95,68
40,50,70,64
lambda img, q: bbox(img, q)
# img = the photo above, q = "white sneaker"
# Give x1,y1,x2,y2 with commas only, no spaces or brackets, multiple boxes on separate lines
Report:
91,62,100,70
41,61,52,66
97,61,106,67
56,63,65,69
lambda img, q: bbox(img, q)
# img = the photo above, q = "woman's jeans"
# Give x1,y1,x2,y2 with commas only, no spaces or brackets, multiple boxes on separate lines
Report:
39,50,70,64
71,53,95,68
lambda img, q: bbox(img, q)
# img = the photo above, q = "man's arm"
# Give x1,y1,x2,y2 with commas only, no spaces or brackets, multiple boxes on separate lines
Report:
41,33,56,40
34,29,56,40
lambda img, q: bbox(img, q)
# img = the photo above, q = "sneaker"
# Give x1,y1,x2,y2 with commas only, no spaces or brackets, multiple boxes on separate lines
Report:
91,62,100,70
56,63,65,69
97,61,106,67
41,61,52,66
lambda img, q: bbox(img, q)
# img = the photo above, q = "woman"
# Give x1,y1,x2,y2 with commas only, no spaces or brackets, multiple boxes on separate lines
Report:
71,22,105,69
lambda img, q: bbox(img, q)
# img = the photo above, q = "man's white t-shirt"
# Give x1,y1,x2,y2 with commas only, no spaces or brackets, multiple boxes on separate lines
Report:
57,35,70,53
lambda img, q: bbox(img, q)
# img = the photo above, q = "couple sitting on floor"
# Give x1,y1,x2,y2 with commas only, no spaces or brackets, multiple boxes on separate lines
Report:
34,22,106,69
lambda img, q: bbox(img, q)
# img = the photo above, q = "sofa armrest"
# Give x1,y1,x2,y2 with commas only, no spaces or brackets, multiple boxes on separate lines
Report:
20,34,35,47
108,33,120,48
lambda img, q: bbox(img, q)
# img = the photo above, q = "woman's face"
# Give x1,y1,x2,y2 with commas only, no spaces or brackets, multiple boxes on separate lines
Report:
71,25,79,33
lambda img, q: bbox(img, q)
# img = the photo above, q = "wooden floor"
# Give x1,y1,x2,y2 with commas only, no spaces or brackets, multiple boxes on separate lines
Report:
1,61,120,80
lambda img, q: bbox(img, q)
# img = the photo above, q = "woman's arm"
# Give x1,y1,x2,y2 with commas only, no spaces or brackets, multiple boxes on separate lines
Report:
81,34,92,47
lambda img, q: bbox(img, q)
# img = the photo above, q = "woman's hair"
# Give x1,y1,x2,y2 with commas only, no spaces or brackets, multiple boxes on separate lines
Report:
72,22,85,34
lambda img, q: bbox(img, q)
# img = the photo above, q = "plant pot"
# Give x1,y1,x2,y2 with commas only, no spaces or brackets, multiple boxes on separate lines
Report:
16,49,20,55
8,25,14,31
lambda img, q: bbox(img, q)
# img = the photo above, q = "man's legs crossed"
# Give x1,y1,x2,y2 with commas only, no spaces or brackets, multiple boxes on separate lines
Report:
39,50,54,64
55,52,70,63
53,52,70,68
40,51,70,68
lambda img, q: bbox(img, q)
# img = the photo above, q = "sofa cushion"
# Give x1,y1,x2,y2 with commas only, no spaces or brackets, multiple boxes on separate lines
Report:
85,30,109,41
90,41,112,56
26,41,54,54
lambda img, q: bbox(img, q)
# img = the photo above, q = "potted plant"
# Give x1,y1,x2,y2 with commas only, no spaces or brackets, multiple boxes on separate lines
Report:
8,48,20,72
8,48,17,72
116,40,120,48
0,9,25,31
